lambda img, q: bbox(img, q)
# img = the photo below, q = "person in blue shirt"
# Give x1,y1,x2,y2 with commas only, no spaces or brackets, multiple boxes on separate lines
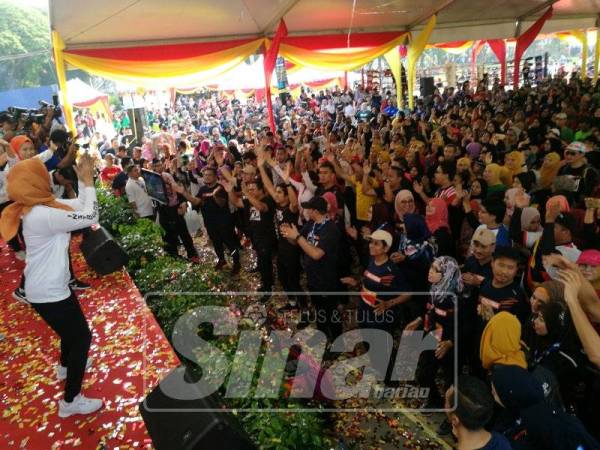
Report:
444,375,512,450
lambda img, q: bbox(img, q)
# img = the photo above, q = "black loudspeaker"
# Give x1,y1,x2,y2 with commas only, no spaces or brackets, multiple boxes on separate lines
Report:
80,226,129,275
420,76,435,97
127,107,146,146
139,368,255,450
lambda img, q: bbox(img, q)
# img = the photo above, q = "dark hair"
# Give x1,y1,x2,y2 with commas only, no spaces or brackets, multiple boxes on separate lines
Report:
319,161,335,173
201,166,217,176
454,375,495,431
247,179,265,191
50,129,70,145
439,160,456,180
515,171,536,192
126,164,138,174
492,246,521,264
118,145,127,152
120,156,132,169
242,151,257,161
481,198,506,224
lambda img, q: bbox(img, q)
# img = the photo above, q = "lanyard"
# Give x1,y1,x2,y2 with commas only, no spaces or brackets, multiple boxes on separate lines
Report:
533,342,561,366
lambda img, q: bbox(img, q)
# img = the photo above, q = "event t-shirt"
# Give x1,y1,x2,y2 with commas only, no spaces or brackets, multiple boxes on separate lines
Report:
274,204,299,256
478,278,529,323
301,218,340,291
361,259,408,306
478,432,512,450
23,185,98,303
243,196,276,244
195,183,232,226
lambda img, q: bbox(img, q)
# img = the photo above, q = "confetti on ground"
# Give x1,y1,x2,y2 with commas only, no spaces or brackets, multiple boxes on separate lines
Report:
0,237,179,449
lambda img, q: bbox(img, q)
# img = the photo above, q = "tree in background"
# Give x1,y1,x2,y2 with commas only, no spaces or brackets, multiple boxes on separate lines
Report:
0,0,54,91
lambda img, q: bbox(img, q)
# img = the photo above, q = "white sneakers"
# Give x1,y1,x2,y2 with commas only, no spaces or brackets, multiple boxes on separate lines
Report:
58,394,103,418
56,358,94,381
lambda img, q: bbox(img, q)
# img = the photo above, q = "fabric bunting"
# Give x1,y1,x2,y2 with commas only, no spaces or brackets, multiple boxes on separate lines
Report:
513,7,553,87
383,47,403,108
61,38,264,88
263,20,288,131
278,31,408,72
407,15,437,109
428,40,473,54
51,31,76,132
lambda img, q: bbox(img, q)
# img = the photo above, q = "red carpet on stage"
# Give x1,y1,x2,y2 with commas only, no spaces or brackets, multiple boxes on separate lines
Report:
0,239,179,449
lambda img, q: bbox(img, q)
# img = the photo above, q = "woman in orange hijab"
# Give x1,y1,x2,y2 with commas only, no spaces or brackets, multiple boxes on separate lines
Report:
0,156,104,418
537,152,562,190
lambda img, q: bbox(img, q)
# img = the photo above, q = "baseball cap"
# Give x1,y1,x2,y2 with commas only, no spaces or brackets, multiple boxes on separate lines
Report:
472,228,496,246
367,229,393,247
566,141,587,153
546,128,560,138
555,212,577,234
555,112,567,120
301,196,328,213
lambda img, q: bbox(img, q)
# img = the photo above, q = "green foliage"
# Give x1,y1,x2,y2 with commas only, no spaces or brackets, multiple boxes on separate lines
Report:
96,186,136,233
0,1,54,90
116,219,164,270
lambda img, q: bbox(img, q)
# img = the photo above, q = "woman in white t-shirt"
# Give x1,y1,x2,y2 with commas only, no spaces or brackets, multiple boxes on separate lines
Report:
0,155,103,418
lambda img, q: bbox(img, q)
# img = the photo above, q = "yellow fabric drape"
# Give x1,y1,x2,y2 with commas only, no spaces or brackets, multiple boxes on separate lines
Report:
427,41,473,54
407,15,437,110
383,47,403,109
62,39,264,88
51,31,75,133
571,30,589,79
278,33,407,72
595,30,600,83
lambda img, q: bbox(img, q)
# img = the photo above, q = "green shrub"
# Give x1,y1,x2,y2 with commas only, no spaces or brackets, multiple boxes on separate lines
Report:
96,186,136,234
117,219,165,270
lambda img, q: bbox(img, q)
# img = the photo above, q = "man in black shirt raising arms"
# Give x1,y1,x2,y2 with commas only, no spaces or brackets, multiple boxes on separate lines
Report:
177,167,241,274
224,178,276,300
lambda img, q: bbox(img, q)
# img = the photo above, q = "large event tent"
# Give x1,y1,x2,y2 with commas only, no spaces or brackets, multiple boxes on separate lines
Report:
49,0,600,129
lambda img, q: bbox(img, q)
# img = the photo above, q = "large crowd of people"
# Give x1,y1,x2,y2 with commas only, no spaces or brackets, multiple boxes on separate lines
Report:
2,72,600,449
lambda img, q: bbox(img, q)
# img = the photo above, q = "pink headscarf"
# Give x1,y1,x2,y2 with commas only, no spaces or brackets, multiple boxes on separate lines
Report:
425,198,449,233
546,195,570,213
321,192,338,220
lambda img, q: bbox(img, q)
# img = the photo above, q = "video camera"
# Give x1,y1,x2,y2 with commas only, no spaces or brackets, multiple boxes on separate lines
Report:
0,95,62,130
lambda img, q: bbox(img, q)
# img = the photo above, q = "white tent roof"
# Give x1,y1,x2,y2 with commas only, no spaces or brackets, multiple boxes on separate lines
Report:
65,78,107,105
51,0,598,49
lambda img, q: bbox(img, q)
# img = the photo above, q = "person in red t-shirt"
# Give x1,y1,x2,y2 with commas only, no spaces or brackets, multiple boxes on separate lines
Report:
99,154,122,186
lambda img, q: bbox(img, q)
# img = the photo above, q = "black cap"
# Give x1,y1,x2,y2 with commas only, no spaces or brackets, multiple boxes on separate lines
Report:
301,196,328,214
555,213,577,234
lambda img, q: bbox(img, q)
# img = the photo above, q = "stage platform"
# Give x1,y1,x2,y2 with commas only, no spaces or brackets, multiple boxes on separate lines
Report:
0,239,179,449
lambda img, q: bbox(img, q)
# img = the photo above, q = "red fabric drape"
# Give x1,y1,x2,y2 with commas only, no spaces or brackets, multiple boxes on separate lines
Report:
487,39,507,85
281,31,405,51
513,7,553,87
66,38,258,61
263,19,288,131
399,45,407,58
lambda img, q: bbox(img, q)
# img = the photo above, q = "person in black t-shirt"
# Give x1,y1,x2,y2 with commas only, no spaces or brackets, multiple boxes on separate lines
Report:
224,178,276,298
478,247,528,324
281,196,341,341
257,156,301,312
179,167,241,274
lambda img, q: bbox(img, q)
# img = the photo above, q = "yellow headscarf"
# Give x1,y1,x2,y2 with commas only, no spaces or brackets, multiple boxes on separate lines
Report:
505,151,525,184
480,311,527,370
0,158,73,241
538,152,562,189
484,163,506,186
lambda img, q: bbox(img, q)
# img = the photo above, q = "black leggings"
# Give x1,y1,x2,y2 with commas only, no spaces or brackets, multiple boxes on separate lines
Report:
32,293,92,402
158,205,198,258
